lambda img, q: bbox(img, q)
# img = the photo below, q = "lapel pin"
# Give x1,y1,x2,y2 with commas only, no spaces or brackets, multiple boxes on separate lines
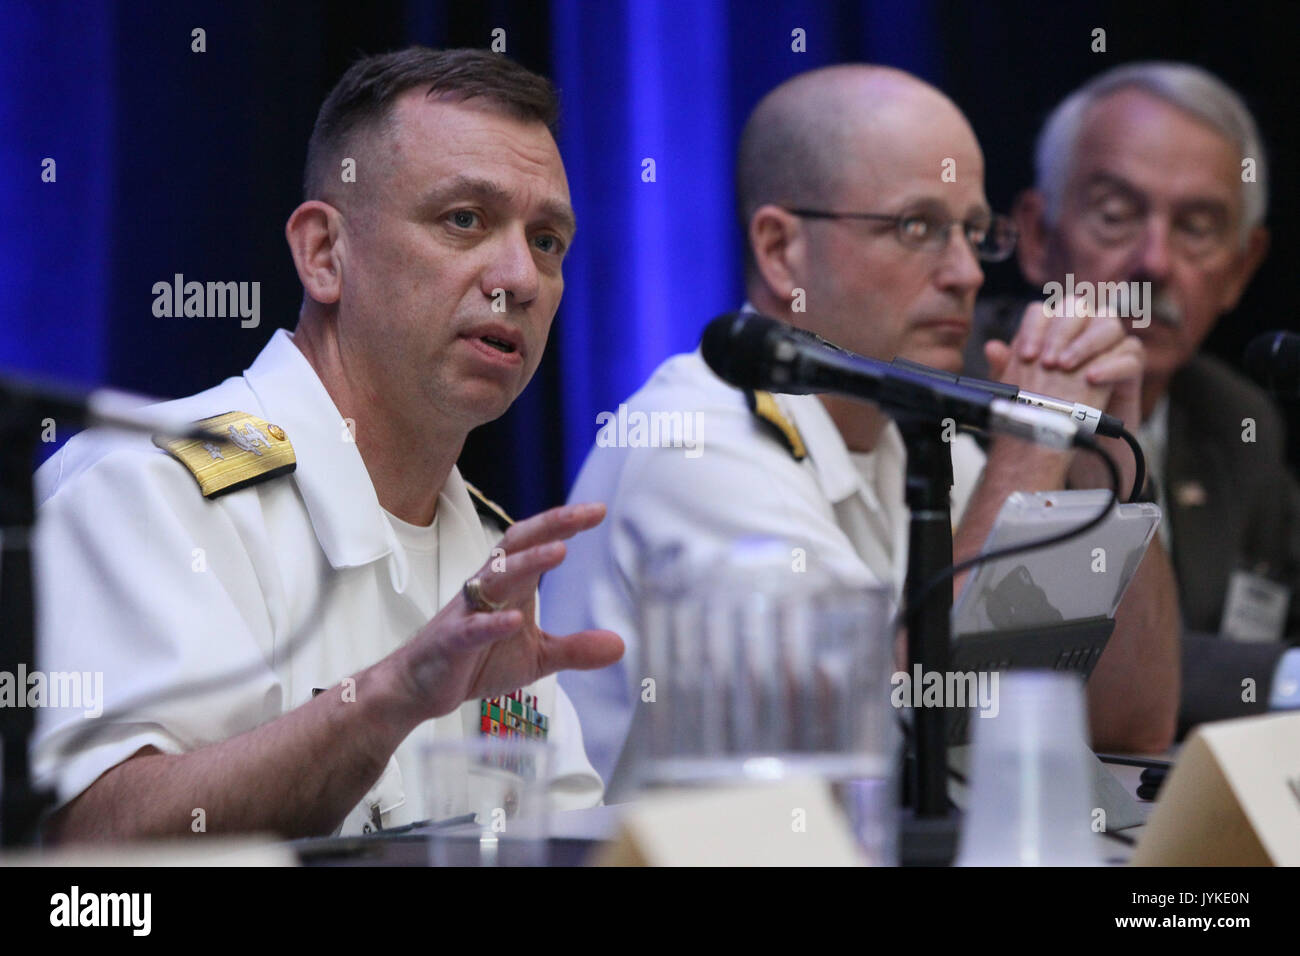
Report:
1173,481,1208,508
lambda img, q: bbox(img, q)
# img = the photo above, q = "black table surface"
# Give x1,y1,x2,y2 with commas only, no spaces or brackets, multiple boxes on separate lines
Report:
295,833,602,867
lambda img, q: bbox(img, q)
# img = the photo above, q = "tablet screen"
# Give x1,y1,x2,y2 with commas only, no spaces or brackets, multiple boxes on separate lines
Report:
951,490,1160,636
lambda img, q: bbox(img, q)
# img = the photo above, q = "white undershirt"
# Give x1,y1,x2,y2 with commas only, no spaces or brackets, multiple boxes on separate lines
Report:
383,509,440,618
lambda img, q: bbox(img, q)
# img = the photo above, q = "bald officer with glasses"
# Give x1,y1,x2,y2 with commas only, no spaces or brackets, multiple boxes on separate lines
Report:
542,65,1180,788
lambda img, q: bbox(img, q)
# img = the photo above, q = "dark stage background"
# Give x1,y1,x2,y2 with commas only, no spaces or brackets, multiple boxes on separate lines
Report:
4,0,1298,519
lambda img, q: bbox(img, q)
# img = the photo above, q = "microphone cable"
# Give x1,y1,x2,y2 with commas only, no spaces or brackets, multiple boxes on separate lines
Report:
1118,427,1146,502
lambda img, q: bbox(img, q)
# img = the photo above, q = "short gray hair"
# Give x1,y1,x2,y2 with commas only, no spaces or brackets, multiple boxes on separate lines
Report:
1035,62,1267,239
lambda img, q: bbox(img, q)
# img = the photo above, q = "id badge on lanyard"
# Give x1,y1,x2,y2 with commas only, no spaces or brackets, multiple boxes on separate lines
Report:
1221,566,1291,643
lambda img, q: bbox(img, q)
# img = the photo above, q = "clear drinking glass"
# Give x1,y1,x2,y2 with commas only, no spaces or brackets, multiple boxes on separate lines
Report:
631,538,899,863
422,736,554,866
955,670,1100,866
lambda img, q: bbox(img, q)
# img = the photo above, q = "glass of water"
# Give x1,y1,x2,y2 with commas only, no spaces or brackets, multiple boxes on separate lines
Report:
422,736,554,866
631,538,900,863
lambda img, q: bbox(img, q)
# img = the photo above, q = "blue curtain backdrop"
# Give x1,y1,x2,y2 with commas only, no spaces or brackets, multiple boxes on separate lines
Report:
0,0,115,382
2,0,1296,516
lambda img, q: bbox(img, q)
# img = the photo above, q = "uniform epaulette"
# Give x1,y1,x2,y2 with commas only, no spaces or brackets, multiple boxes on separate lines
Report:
745,390,807,461
153,411,296,499
465,480,514,531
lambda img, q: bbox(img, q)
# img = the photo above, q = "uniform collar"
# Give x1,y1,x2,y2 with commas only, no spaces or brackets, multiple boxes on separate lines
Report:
241,329,485,592
780,392,903,511
243,329,394,573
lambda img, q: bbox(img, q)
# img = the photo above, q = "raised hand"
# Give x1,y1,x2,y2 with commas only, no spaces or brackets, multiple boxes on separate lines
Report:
383,502,624,722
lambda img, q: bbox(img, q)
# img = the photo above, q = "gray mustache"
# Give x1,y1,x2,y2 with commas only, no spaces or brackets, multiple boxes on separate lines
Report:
1151,291,1183,329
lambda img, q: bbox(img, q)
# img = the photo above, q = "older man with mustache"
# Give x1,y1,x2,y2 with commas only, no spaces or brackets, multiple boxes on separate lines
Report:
969,62,1300,734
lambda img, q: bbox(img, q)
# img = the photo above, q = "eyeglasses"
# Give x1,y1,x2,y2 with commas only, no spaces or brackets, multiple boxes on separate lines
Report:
782,207,1018,262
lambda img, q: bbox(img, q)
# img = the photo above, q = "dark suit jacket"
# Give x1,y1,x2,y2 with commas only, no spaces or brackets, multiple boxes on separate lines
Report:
968,298,1300,736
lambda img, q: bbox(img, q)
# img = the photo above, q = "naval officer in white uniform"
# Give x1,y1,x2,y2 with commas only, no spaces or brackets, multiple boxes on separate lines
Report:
33,47,623,841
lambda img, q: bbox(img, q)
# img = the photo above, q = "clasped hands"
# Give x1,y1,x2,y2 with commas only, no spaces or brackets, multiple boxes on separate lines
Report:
983,298,1144,493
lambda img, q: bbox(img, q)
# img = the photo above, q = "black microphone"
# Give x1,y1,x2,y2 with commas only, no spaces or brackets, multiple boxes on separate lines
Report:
700,312,1083,449
0,372,217,441
889,357,1126,438
1245,331,1300,400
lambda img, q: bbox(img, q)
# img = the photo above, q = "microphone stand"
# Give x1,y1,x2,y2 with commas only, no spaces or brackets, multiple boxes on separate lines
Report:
896,418,960,865
0,394,55,847
700,313,1086,865
0,375,207,847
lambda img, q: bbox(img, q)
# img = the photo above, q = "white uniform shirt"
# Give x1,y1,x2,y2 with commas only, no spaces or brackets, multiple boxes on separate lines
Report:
541,348,984,785
32,329,601,834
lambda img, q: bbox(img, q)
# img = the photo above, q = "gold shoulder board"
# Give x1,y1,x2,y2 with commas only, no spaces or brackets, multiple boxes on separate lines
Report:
465,480,514,531
153,411,296,499
746,390,807,461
